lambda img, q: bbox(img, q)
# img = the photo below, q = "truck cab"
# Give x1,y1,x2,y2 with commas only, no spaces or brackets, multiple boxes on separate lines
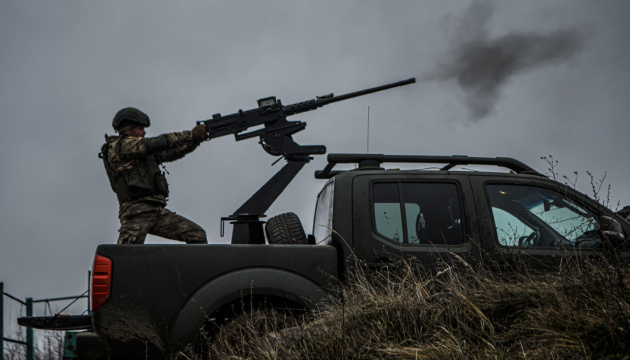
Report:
312,154,628,279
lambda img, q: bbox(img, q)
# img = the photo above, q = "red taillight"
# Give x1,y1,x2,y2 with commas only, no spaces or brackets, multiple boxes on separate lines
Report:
92,255,112,311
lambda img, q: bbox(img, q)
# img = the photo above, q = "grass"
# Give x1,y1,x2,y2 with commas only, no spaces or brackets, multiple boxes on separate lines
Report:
200,252,630,359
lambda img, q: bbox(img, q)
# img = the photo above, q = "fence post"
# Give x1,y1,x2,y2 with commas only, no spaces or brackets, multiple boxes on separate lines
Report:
1,282,4,360
88,270,91,314
26,298,33,360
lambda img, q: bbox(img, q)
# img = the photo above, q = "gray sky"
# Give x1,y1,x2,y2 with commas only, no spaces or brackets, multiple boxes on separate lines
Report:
1,0,629,332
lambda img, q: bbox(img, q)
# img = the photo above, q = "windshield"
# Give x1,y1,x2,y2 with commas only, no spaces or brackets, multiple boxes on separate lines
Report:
487,184,600,248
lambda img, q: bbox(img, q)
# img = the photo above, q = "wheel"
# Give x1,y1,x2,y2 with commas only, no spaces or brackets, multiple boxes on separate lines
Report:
188,296,305,358
265,212,308,244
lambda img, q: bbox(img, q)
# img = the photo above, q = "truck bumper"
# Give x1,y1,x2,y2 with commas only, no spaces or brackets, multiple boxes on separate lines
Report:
76,332,108,360
18,315,92,330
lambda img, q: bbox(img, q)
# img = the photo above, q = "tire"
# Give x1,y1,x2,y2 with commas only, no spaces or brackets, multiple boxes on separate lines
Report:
265,212,308,245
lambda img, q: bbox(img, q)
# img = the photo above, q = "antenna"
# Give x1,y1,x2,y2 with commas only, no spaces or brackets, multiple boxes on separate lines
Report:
367,106,370,153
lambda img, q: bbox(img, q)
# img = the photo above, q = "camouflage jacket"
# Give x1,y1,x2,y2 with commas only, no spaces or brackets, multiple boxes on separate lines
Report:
102,131,200,214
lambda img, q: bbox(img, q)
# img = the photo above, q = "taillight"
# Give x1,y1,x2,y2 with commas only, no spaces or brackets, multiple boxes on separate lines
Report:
92,255,112,311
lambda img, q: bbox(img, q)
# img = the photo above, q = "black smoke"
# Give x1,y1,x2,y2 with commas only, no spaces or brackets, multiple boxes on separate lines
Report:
430,1,583,120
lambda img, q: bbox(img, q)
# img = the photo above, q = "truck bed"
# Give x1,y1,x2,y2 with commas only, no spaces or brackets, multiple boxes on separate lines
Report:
92,243,338,355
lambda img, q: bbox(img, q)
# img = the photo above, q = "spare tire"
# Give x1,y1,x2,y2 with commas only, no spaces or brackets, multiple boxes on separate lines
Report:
265,212,309,245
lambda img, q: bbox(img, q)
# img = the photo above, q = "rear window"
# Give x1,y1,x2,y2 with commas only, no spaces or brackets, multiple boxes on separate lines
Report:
313,178,335,245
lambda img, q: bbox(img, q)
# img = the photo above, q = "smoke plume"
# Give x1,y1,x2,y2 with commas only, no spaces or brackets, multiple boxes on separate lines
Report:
430,1,583,120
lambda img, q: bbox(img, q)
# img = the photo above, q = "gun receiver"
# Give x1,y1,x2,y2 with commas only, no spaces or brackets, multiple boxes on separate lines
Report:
197,77,415,160
197,78,416,244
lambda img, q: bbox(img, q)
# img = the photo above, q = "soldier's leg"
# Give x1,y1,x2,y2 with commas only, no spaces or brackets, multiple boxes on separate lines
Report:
117,203,159,244
151,207,208,244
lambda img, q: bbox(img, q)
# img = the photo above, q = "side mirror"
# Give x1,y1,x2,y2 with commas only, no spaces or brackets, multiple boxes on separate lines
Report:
600,216,625,245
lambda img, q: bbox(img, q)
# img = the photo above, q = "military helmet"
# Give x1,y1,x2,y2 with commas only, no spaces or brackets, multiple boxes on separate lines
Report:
112,107,150,132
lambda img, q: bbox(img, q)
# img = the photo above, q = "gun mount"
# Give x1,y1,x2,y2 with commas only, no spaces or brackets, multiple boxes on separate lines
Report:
198,78,416,244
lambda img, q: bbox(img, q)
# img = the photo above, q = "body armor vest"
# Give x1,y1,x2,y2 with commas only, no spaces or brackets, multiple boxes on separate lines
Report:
100,138,169,206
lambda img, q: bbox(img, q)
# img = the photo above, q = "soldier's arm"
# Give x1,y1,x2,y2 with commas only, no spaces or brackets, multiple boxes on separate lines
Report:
156,131,201,163
116,131,198,160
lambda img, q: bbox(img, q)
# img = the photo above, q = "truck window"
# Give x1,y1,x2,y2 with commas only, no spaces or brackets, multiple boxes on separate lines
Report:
373,183,405,243
313,178,335,245
487,184,600,248
373,182,464,245
491,207,534,246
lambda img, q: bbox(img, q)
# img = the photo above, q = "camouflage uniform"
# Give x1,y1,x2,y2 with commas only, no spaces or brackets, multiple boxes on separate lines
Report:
103,131,207,244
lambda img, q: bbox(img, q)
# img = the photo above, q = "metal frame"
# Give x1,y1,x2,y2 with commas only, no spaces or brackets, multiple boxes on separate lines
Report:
1,283,33,360
315,153,543,179
3,273,90,360
226,159,310,244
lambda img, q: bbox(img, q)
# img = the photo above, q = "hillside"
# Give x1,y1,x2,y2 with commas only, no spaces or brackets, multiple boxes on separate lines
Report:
195,250,630,360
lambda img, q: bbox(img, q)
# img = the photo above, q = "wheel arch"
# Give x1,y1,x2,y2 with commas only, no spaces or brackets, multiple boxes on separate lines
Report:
169,267,330,348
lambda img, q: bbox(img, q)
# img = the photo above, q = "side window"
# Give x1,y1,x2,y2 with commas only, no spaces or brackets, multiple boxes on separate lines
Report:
313,178,335,245
491,207,534,246
372,182,464,245
487,184,600,248
403,183,464,245
373,183,404,243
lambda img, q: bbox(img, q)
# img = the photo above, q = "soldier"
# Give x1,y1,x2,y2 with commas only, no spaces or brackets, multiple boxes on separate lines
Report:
100,107,208,244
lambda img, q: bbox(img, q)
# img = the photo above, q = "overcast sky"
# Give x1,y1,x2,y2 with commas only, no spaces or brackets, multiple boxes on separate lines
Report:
1,0,629,334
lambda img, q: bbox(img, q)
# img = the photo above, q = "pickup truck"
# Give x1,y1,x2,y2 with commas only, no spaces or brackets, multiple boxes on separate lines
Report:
21,153,629,359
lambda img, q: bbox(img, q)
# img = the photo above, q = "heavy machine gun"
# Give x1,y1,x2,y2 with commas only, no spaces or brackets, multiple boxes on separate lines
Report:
197,77,416,244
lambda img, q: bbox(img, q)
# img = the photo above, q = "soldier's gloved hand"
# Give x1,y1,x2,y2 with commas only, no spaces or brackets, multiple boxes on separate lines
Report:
191,124,208,143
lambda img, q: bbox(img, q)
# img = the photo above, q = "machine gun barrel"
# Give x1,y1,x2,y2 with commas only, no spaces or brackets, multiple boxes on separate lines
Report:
320,77,416,104
282,77,416,116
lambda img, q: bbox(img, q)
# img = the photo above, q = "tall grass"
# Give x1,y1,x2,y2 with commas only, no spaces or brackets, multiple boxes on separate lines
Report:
204,252,629,359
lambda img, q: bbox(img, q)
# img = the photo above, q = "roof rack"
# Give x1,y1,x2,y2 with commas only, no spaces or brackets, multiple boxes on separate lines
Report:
314,153,542,179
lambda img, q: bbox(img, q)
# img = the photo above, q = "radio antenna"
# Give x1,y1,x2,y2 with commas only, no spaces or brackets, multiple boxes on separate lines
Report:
367,106,370,153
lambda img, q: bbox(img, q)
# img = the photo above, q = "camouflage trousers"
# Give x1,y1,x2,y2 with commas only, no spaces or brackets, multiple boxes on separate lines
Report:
118,202,207,244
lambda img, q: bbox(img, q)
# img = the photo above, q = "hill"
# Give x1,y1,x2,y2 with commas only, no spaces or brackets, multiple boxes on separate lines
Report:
198,251,630,359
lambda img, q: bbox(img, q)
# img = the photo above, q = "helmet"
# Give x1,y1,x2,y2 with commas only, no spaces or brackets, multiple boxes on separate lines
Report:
112,107,150,132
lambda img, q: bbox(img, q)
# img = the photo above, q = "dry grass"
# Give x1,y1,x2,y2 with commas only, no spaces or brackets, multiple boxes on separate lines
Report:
204,252,630,359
